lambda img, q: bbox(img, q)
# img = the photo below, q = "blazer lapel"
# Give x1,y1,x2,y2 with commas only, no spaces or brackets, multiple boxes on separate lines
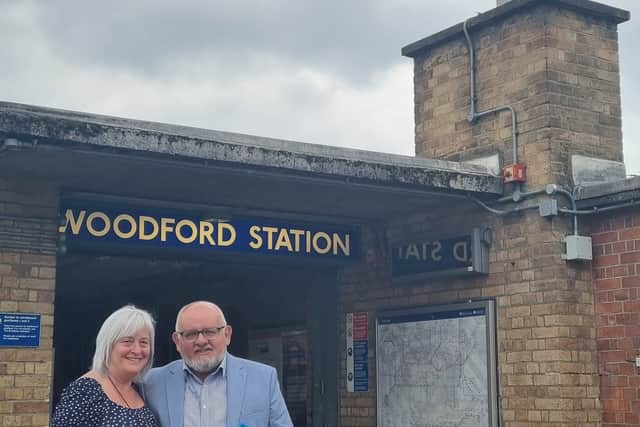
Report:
167,362,185,427
226,354,247,427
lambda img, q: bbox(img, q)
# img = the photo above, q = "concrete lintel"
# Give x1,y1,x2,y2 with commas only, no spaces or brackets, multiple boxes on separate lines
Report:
463,153,501,176
572,154,626,186
0,101,503,195
402,0,630,58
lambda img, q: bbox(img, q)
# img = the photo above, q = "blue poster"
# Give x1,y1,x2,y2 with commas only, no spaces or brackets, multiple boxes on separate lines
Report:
353,340,369,392
0,313,41,348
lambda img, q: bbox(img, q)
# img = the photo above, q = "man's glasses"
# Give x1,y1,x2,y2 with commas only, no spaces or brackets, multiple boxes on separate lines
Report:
176,326,226,341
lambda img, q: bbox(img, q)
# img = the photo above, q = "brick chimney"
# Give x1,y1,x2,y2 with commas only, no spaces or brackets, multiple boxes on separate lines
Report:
401,2,631,426
403,0,629,188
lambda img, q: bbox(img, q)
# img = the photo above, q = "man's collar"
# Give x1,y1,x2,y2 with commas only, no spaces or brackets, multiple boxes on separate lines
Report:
181,352,228,381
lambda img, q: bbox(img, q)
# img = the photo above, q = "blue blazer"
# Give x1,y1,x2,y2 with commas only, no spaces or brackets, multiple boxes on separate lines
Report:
142,354,293,427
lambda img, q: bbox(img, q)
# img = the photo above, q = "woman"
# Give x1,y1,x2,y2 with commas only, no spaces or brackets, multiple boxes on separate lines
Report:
51,305,160,427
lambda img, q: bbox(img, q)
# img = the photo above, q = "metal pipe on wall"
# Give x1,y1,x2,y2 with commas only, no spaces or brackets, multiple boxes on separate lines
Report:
463,18,520,187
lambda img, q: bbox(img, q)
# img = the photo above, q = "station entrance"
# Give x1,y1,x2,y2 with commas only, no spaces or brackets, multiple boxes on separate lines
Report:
53,252,339,427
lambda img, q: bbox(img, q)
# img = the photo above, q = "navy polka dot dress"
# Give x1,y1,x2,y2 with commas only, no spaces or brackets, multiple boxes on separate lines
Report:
51,377,160,427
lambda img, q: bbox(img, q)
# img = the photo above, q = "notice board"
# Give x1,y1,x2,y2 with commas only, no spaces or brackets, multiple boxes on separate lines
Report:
0,312,41,348
376,301,497,427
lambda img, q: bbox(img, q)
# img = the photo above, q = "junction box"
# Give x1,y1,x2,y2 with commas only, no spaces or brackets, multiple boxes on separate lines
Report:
563,235,592,261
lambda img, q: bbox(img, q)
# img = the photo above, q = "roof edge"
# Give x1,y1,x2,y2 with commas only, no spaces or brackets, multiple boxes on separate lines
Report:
0,100,495,177
575,176,640,208
402,0,630,58
0,101,504,195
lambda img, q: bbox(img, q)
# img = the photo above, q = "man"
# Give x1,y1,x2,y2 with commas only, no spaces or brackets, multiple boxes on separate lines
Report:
143,301,293,427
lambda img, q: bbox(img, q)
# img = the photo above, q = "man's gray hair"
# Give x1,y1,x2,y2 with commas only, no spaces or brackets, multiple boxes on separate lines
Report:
92,305,155,382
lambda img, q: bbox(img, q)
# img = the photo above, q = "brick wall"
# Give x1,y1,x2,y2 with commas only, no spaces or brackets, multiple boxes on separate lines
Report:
382,2,628,425
338,201,599,426
412,4,623,188
0,178,58,427
591,209,640,427
545,7,624,184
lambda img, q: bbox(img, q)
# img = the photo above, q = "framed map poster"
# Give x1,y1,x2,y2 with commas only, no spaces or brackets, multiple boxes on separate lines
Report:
376,300,498,427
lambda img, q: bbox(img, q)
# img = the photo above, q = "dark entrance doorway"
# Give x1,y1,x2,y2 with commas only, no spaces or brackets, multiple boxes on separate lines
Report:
53,254,338,427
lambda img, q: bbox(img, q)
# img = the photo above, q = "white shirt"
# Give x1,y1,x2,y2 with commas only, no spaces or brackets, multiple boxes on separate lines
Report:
183,356,227,427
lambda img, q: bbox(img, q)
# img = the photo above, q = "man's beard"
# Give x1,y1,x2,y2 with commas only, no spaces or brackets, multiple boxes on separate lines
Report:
183,351,224,374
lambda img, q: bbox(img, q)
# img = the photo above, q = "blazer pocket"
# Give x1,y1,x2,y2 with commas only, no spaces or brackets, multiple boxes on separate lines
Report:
239,408,268,425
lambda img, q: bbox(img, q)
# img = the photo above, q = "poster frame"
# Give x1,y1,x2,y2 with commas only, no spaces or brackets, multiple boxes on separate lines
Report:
375,300,498,427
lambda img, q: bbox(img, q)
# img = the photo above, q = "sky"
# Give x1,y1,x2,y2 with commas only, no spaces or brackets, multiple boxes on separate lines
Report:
1,0,638,174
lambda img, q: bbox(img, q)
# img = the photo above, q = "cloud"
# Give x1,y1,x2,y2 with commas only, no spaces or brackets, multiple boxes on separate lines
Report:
24,0,484,80
0,0,638,173
614,0,640,174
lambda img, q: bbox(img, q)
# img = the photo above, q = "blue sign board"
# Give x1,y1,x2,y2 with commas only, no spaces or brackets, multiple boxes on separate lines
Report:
392,235,472,276
0,313,41,348
391,228,490,279
346,312,369,392
59,198,360,262
353,340,369,392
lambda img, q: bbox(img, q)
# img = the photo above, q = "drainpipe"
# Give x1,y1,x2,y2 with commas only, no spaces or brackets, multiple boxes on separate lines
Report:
462,17,586,237
472,183,580,234
545,184,578,235
560,199,640,215
463,19,521,193
463,19,478,123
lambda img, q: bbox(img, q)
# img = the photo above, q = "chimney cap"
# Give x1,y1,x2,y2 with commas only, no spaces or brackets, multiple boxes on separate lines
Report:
402,0,630,58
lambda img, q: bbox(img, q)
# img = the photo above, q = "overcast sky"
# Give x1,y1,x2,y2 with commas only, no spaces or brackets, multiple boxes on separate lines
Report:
2,0,638,174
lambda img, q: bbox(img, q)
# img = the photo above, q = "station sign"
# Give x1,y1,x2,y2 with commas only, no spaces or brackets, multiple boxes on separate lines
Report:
58,198,360,262
391,228,490,280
